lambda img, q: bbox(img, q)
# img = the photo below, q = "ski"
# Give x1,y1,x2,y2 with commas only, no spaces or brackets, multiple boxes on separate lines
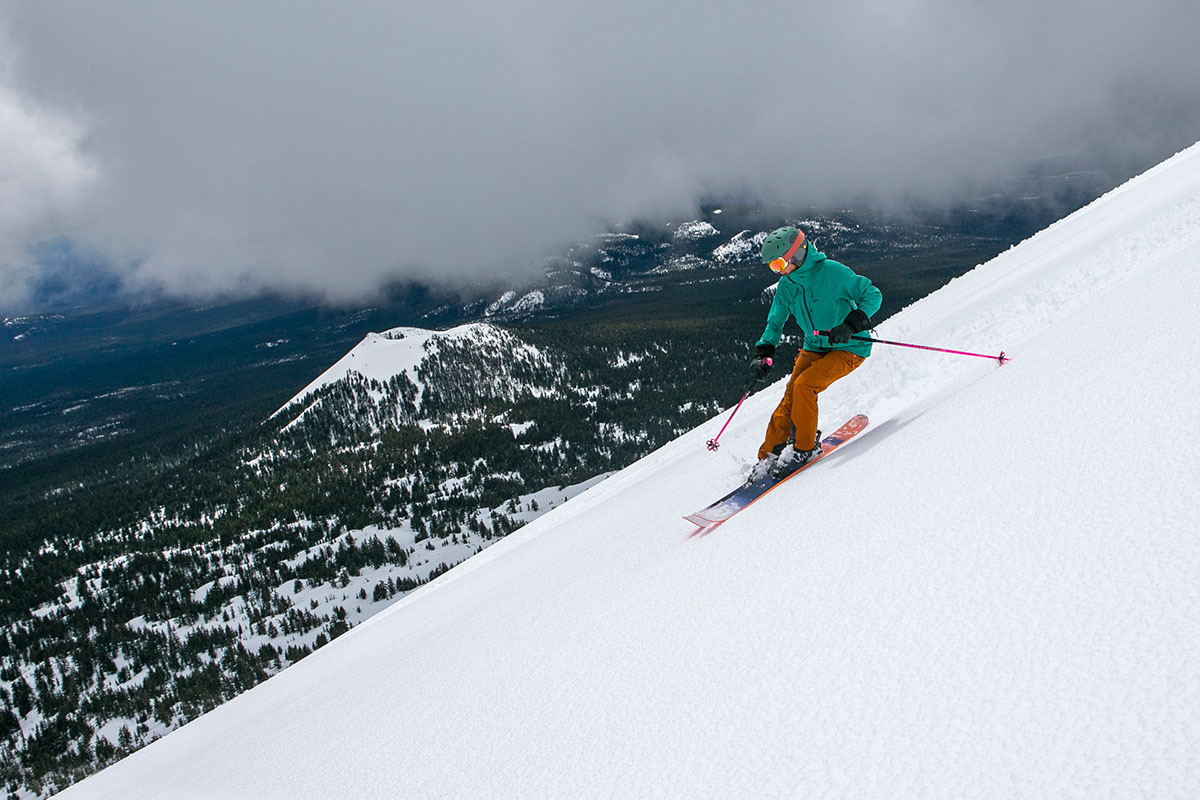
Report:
684,414,869,532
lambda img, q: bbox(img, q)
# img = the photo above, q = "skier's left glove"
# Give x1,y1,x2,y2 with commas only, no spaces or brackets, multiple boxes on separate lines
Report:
826,309,872,345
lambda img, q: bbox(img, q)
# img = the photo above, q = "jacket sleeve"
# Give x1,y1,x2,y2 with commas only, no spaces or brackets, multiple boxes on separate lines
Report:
848,272,882,320
756,282,792,348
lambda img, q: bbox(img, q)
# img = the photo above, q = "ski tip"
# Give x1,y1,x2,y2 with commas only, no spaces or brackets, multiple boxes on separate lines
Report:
845,413,869,430
683,516,722,537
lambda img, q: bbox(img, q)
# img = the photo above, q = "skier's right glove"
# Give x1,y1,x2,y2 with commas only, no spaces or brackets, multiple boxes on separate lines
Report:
750,343,775,380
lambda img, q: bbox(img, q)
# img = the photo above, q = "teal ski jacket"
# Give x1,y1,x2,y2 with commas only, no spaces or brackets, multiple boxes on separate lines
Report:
756,244,883,358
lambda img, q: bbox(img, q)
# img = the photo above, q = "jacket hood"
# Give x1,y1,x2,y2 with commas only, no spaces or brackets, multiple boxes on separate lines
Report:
786,242,825,279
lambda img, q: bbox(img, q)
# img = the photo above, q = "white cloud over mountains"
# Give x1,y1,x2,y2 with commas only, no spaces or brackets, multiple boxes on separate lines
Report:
0,66,94,305
2,1,1199,309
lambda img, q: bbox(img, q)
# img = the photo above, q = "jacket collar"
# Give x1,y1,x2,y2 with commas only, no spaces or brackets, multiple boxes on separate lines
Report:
784,244,822,280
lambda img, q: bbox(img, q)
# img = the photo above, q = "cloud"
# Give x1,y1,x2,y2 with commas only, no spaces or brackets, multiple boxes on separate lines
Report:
0,56,95,309
3,0,1199,307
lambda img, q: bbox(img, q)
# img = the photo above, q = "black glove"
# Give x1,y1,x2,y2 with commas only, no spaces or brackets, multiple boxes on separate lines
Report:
826,324,854,344
749,343,775,380
827,309,872,345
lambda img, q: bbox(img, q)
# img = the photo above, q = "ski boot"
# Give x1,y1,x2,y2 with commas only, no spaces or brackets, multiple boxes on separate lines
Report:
746,454,777,483
769,430,822,479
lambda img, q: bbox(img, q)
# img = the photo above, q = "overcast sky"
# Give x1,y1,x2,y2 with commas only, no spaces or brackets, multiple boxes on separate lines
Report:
3,0,1199,309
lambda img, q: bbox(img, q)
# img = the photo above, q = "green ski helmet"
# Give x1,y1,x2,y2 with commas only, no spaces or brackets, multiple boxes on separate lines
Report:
761,226,806,266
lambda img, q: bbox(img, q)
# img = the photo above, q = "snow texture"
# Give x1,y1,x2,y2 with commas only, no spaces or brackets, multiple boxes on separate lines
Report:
56,142,1200,799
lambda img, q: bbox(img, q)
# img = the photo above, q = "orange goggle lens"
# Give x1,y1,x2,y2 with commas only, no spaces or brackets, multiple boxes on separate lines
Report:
768,242,805,274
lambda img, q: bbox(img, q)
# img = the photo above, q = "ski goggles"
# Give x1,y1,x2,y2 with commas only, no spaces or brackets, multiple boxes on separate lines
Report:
768,240,806,274
768,233,807,273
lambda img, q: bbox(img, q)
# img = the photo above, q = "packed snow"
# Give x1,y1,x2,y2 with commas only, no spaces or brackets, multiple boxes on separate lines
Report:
57,141,1200,799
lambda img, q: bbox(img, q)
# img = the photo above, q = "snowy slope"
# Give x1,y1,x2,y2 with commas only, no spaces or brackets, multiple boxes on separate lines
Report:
57,142,1200,799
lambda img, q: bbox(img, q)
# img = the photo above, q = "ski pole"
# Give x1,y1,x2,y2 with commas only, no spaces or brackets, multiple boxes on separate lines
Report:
814,331,1009,365
706,360,771,451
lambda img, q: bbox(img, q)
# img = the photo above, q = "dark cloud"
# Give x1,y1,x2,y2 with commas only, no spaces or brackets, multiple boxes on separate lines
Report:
3,0,1199,308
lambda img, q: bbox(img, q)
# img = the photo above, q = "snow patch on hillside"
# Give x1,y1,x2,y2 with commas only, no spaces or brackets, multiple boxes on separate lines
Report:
274,323,527,420
673,220,719,241
713,229,764,263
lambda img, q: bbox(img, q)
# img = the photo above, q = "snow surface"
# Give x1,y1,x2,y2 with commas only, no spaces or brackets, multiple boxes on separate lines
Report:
57,142,1200,799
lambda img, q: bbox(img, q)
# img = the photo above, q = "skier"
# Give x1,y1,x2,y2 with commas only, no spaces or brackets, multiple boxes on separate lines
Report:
747,226,882,480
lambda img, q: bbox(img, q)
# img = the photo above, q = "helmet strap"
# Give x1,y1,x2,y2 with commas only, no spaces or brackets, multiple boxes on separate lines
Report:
782,233,806,263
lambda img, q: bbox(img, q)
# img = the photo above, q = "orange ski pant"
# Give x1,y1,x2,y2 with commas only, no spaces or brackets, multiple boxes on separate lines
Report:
757,349,865,460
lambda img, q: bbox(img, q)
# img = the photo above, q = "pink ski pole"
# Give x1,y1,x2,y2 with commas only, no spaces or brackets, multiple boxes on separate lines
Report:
815,331,1009,365
707,359,771,451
